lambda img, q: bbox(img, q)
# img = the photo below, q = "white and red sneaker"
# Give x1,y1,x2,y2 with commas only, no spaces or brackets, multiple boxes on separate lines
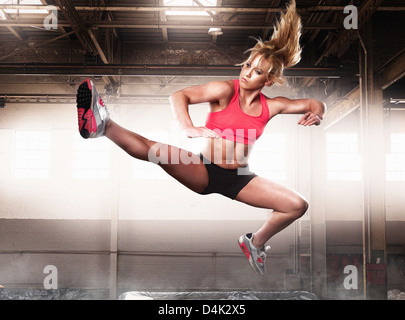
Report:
238,233,271,276
76,79,110,139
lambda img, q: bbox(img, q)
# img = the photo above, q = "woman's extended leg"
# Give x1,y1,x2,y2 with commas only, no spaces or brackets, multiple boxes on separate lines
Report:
104,120,209,193
76,78,209,194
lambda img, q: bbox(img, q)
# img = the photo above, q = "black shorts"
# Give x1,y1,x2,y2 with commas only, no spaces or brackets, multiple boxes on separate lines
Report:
199,154,258,200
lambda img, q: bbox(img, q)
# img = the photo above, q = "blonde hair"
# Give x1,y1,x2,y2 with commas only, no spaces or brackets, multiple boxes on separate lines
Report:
240,0,302,86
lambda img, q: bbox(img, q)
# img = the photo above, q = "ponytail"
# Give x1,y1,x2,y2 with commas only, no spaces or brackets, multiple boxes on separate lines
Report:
239,0,302,86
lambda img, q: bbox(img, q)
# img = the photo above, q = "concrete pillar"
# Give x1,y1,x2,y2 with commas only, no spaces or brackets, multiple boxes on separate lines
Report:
310,126,327,299
359,21,387,300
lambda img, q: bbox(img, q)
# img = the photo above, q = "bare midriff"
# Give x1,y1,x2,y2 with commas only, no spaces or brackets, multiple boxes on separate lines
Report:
200,137,253,169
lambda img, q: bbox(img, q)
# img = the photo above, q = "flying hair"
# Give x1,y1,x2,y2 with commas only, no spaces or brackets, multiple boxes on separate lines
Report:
239,0,302,86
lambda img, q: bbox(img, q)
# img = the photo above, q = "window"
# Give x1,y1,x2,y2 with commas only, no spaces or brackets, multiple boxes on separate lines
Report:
164,0,216,16
133,131,169,180
14,131,50,179
327,133,361,181
249,133,287,181
73,135,110,179
0,0,49,15
386,133,405,181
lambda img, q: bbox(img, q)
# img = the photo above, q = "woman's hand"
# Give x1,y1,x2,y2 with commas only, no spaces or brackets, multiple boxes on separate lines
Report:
298,112,322,126
183,126,221,139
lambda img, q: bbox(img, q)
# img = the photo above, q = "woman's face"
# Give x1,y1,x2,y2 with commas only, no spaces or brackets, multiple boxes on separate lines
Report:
239,54,273,89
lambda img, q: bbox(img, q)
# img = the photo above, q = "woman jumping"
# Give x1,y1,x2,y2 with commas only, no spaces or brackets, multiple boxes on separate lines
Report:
76,0,326,276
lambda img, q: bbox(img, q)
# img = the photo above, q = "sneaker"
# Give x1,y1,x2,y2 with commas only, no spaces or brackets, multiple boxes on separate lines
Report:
76,79,110,139
238,233,271,276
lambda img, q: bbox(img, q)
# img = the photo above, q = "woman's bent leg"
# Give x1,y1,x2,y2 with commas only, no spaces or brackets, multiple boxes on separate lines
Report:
236,176,308,275
235,176,309,248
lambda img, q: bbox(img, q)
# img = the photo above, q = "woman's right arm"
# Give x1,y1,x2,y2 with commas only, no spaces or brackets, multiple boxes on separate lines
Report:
169,80,233,138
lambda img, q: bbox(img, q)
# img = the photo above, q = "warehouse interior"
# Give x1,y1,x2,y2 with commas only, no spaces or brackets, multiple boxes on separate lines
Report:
0,0,404,300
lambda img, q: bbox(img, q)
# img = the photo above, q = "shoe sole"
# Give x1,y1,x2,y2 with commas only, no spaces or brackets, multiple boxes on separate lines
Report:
76,80,95,139
238,236,265,276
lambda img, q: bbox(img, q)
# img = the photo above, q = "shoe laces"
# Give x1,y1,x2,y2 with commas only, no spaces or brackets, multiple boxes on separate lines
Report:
258,245,271,263
97,98,110,119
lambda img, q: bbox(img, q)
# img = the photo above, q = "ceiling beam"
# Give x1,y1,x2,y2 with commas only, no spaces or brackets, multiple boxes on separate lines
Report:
321,48,405,129
260,0,281,40
159,0,169,42
53,0,117,87
315,0,385,65
192,0,217,20
0,6,27,40
53,0,96,54
322,87,360,130
0,20,341,30
0,31,75,62
0,63,344,78
378,49,405,90
1,5,404,13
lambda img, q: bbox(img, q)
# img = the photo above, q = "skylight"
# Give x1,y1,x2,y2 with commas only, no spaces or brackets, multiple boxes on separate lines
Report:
0,0,49,15
164,0,217,17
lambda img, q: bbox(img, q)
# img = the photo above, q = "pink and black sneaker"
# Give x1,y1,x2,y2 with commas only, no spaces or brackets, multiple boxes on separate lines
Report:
238,233,271,276
76,79,110,139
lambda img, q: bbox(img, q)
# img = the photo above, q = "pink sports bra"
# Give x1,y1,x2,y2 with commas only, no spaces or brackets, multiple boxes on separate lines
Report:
205,79,270,145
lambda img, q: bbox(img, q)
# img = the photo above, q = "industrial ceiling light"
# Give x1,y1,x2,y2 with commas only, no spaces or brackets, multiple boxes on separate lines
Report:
208,27,223,36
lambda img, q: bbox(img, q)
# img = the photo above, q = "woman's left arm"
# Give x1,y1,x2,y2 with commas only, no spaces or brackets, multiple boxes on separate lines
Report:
272,97,327,126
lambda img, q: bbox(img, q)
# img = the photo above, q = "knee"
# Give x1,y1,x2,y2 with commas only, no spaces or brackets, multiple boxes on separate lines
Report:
291,197,309,219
